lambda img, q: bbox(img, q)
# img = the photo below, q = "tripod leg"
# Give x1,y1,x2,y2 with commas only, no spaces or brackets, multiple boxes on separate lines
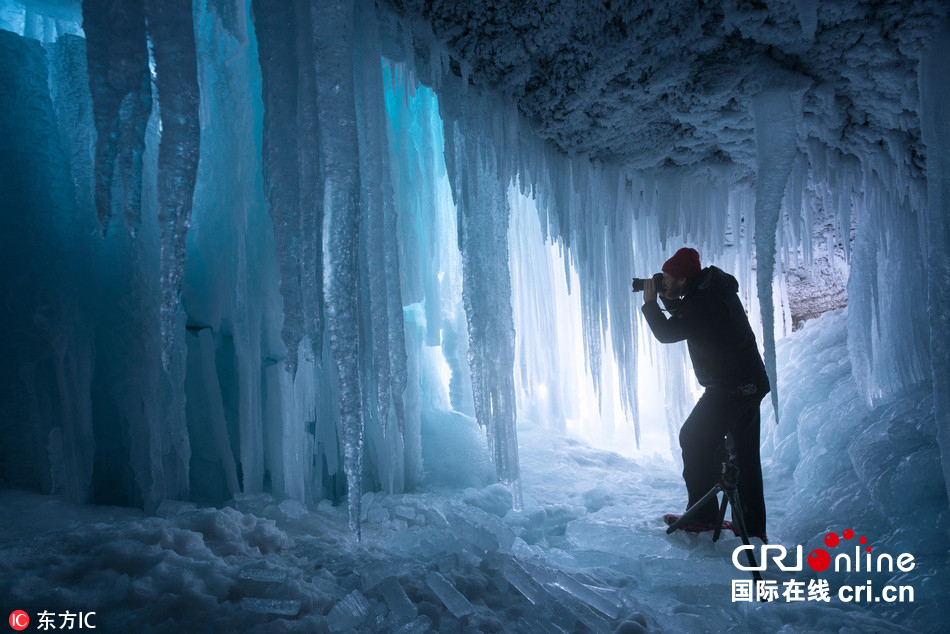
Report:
724,488,764,586
712,495,729,542
666,485,722,534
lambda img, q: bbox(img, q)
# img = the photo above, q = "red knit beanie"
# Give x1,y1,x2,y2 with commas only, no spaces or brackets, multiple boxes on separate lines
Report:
662,247,701,279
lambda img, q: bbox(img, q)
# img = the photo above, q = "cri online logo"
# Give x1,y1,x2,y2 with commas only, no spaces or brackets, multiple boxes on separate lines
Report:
9,611,29,631
734,528,916,572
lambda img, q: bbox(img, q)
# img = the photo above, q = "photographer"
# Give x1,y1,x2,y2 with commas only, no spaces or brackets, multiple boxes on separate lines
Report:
637,247,770,542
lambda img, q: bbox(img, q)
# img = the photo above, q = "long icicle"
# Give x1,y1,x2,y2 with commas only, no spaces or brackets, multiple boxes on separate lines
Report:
143,0,201,372
312,0,364,537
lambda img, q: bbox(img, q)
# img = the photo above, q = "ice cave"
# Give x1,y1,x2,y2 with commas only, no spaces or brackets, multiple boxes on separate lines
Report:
1,0,948,631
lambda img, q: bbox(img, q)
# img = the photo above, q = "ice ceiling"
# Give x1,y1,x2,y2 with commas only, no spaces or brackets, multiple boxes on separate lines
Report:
386,0,945,172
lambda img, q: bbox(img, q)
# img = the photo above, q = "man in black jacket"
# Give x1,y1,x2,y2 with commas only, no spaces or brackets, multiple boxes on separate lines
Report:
640,247,770,541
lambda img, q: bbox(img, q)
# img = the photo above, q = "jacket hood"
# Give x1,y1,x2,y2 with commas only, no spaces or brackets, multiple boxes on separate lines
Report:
692,266,739,295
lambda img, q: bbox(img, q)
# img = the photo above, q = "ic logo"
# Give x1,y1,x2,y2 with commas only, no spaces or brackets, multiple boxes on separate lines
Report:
9,611,29,631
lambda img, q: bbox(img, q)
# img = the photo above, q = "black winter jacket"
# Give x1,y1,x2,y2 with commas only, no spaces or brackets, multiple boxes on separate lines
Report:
641,266,769,391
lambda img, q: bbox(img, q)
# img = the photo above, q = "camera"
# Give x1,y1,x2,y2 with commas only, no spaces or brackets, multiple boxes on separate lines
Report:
632,272,665,293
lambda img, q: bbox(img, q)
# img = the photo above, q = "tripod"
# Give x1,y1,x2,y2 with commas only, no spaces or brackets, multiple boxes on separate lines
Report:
666,437,764,586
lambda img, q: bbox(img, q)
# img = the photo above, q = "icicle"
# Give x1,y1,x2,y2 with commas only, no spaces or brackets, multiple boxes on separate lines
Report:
312,0,364,537
253,0,303,369
48,31,96,224
82,0,152,235
252,0,326,377
750,80,808,421
142,0,202,372
847,151,928,405
296,0,327,368
443,88,523,509
353,0,409,494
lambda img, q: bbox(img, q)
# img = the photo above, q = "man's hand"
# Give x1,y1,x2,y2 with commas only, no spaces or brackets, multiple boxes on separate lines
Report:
642,277,658,303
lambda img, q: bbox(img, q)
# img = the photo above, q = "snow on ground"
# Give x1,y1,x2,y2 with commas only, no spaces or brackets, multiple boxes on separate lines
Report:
1,309,947,633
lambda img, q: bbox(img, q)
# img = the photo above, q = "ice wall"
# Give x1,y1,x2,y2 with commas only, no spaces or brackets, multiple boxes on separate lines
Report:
760,308,949,618
919,23,950,506
0,0,514,522
1,27,96,502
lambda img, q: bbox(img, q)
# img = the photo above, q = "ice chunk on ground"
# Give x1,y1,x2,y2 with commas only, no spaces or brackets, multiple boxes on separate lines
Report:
359,562,410,592
239,597,300,616
393,505,416,521
361,492,376,522
500,557,546,605
513,558,614,630
367,506,390,524
444,511,500,555
309,575,346,600
551,570,622,619
238,568,288,583
463,483,514,517
326,590,370,632
425,571,473,617
378,576,418,621
394,615,433,634
278,499,309,519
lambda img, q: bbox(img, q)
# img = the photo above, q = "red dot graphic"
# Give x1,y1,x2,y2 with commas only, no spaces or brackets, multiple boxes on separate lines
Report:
9,611,29,631
809,549,831,572
843,529,854,540
859,536,867,544
867,547,872,552
825,532,839,548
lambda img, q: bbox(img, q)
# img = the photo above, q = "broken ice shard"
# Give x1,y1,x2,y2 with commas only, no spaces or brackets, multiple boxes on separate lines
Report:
394,616,433,634
378,576,418,621
239,598,300,616
239,568,288,583
327,590,370,632
552,570,622,619
500,558,545,605
425,571,473,617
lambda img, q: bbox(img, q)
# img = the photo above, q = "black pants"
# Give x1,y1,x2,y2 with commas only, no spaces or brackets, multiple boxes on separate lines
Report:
678,386,767,535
